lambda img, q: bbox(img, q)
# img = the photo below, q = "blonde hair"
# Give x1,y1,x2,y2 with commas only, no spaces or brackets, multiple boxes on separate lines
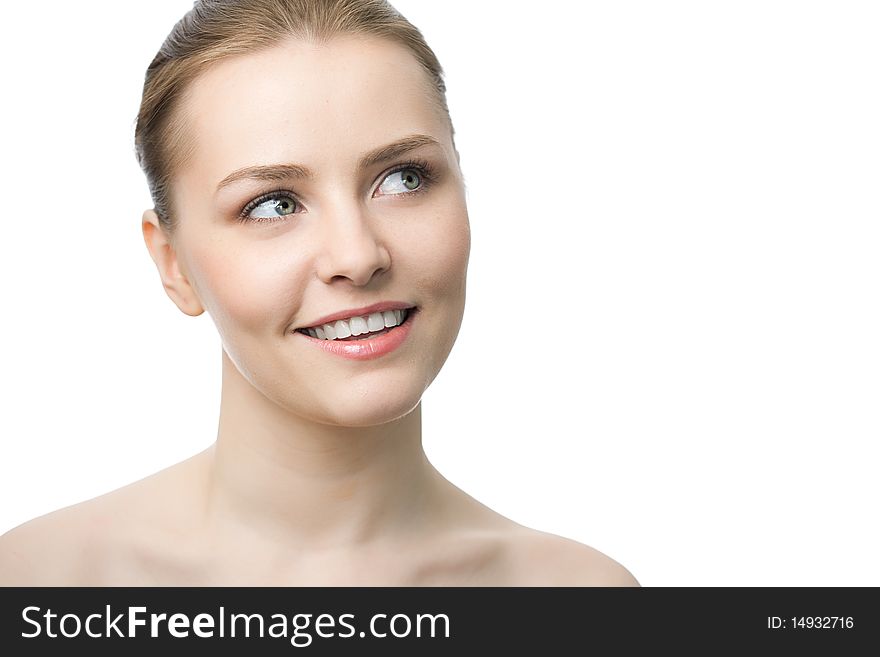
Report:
134,0,452,234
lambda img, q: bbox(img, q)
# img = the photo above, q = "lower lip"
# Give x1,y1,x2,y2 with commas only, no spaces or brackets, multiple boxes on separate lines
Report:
295,308,417,361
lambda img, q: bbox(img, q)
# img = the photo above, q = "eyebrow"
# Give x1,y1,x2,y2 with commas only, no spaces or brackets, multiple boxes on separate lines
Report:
215,134,441,192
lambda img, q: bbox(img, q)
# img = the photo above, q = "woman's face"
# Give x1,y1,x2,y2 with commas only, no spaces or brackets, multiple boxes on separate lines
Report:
156,35,470,427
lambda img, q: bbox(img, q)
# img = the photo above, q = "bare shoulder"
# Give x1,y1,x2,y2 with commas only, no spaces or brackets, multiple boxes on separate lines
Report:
0,451,206,586
502,528,640,587
0,498,112,585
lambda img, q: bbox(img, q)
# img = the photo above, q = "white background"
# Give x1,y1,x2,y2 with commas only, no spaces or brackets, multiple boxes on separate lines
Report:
1,1,877,586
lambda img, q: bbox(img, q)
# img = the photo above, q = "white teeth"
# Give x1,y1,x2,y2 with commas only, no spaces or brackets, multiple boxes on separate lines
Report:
367,312,385,332
303,308,411,341
349,316,368,336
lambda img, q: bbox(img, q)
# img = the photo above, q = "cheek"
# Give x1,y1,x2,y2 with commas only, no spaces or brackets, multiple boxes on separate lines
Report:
407,202,470,378
406,199,471,298
188,241,305,333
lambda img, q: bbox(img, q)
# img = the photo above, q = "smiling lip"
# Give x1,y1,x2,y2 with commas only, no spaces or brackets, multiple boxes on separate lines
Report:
297,301,414,330
295,307,417,361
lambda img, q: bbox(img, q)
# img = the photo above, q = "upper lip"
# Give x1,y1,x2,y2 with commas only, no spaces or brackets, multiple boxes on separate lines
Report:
297,301,416,330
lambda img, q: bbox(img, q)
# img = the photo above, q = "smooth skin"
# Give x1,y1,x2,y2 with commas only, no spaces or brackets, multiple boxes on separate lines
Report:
0,35,638,586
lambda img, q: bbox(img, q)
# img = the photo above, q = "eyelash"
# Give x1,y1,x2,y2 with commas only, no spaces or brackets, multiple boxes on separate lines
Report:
236,158,438,225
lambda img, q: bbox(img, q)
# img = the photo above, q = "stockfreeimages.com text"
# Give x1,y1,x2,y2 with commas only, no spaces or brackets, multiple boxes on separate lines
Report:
21,605,450,647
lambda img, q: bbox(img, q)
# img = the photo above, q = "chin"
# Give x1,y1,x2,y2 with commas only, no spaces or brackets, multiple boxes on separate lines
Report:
269,373,426,428
318,387,424,428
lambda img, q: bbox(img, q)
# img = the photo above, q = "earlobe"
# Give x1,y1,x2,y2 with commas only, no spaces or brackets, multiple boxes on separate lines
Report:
141,209,205,317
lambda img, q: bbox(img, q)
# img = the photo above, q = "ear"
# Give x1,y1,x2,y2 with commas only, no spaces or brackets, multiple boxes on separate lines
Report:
141,209,204,317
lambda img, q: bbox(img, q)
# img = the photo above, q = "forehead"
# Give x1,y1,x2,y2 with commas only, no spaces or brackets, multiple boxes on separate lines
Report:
176,35,446,194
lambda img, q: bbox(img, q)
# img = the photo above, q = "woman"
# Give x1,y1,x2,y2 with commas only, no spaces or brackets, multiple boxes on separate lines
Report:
0,0,638,586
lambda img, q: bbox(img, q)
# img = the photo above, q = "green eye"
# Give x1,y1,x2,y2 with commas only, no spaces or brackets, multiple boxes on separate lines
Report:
272,198,296,215
245,194,298,221
401,169,421,190
377,167,425,196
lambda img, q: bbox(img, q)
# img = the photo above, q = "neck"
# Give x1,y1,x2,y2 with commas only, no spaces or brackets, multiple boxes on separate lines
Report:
203,349,437,553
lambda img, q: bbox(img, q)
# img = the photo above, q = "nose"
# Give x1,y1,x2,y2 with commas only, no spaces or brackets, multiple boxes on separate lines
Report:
314,202,392,286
